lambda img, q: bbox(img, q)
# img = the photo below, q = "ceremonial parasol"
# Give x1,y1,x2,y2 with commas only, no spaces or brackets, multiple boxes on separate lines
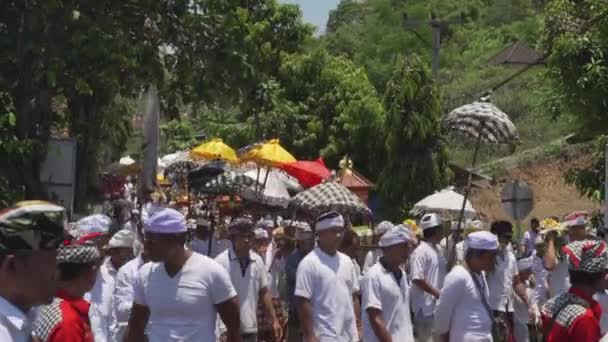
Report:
241,169,292,208
410,187,476,220
290,181,371,217
245,139,296,166
443,96,519,228
280,158,331,188
190,138,238,163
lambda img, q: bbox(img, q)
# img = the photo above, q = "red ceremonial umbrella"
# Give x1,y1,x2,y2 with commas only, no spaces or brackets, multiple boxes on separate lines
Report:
280,158,332,188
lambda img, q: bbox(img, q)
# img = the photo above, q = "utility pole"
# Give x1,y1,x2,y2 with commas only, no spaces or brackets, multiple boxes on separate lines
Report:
403,12,462,78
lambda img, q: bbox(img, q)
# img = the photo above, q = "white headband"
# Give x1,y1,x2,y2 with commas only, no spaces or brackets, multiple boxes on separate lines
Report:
315,214,344,232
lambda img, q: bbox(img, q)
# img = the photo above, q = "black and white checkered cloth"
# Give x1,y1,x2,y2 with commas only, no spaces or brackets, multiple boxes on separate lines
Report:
542,291,589,329
562,239,608,273
57,244,100,264
33,298,63,341
290,181,371,217
442,101,519,144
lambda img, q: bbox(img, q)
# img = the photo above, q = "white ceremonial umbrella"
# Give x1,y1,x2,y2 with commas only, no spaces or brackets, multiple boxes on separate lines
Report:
411,187,476,220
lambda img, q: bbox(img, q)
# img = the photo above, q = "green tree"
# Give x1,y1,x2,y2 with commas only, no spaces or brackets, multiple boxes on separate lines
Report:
543,1,608,202
378,56,447,219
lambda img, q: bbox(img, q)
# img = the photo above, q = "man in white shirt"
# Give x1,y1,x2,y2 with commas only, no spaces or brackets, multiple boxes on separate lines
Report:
361,225,415,342
520,218,539,257
89,230,134,342
512,257,538,342
362,221,393,274
435,231,499,341
296,211,360,342
216,218,280,342
0,202,65,341
126,208,242,342
486,221,530,340
189,218,219,257
410,213,447,342
543,216,588,297
113,247,149,342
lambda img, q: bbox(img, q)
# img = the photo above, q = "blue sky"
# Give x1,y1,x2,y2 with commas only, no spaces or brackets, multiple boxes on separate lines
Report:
280,0,340,34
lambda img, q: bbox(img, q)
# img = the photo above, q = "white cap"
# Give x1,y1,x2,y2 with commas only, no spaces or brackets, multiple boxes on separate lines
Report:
75,214,112,237
517,257,533,271
464,231,498,251
256,219,274,230
374,221,394,236
108,230,135,249
254,228,269,240
420,213,442,230
379,226,413,247
295,222,314,241
315,212,344,232
196,218,211,227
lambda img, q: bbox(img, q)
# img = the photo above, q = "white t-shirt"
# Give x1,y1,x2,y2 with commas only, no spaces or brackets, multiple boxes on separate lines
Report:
0,296,35,342
215,248,269,334
113,254,146,341
89,257,119,342
435,265,492,342
547,257,570,297
133,252,237,342
361,262,413,342
521,230,538,257
531,256,549,306
362,249,382,274
595,290,608,336
409,241,447,316
295,248,359,342
486,247,518,312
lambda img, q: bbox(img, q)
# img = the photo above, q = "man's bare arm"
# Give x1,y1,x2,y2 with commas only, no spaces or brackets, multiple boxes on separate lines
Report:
297,296,318,342
216,296,243,342
124,303,150,342
367,308,392,342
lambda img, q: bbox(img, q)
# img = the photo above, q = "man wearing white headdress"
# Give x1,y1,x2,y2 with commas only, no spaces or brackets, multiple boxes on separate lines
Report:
89,230,135,342
361,225,416,341
513,257,538,342
285,222,315,342
435,231,499,341
362,221,393,274
296,211,359,342
410,213,447,342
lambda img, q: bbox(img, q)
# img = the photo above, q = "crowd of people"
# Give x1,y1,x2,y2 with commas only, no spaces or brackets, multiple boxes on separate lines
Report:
1,198,608,342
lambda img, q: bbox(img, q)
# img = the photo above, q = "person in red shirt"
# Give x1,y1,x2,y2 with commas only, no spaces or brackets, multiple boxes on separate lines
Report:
33,244,101,342
541,239,608,341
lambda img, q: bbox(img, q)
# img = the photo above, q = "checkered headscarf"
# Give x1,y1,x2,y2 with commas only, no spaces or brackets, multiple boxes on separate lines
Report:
57,244,100,264
562,240,608,273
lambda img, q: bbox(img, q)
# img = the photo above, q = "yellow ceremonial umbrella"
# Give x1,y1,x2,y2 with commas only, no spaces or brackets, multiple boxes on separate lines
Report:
190,138,238,163
247,139,295,167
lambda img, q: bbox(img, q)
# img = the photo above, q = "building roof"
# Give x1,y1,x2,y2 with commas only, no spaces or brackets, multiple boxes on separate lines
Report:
338,168,374,189
488,41,544,66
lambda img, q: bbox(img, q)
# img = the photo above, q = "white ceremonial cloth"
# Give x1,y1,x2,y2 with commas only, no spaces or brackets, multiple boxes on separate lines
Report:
215,247,269,334
486,247,518,312
434,265,493,342
361,262,414,342
89,257,118,342
295,248,359,342
0,296,35,342
133,252,236,342
409,241,447,316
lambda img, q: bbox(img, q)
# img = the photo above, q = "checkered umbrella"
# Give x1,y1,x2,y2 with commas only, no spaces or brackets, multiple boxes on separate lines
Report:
290,181,371,217
442,100,519,144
